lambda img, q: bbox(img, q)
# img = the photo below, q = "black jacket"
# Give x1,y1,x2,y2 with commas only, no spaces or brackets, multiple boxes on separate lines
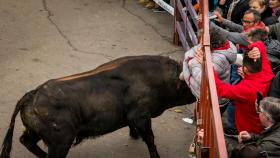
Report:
261,8,276,25
219,0,249,24
256,122,280,158
231,122,280,158
231,0,249,24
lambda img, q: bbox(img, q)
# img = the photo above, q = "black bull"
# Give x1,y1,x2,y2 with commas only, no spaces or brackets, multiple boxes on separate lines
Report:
0,55,196,158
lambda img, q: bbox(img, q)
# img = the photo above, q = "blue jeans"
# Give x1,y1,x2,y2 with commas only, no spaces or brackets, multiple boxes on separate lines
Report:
226,65,240,130
226,103,236,129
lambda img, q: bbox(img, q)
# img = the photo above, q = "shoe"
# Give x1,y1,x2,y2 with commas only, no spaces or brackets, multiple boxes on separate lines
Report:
152,7,166,13
145,1,155,9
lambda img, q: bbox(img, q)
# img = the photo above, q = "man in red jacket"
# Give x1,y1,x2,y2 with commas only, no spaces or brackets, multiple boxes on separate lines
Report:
214,41,274,134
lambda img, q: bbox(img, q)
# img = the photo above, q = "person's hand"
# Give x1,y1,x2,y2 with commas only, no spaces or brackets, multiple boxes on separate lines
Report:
238,131,252,143
197,13,203,22
265,26,270,33
195,48,204,64
237,67,244,79
248,47,261,62
197,128,204,145
214,10,223,23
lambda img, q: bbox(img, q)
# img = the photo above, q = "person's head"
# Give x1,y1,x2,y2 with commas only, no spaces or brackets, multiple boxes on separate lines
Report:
256,97,280,127
242,52,262,74
242,9,261,29
249,0,267,13
269,0,280,9
247,28,268,42
209,28,227,50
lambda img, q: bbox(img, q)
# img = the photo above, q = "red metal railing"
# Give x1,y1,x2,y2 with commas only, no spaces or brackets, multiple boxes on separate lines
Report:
173,0,228,157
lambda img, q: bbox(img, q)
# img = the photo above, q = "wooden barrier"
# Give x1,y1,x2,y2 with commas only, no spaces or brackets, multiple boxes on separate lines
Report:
173,0,228,157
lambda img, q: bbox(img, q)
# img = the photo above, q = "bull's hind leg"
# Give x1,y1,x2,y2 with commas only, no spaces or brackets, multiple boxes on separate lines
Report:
46,132,75,158
20,130,47,158
129,124,139,139
130,117,160,158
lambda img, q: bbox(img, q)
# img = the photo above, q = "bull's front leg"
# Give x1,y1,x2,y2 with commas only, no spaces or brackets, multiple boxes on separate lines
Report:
128,114,160,158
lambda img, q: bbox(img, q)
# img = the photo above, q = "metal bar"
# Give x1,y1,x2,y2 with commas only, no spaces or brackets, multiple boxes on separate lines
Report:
173,0,180,45
184,0,199,28
175,21,190,50
177,0,198,46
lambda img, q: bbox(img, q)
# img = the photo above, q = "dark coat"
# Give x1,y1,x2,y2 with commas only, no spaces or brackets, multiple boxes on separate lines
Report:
230,0,250,25
261,8,276,25
0,55,196,158
231,122,280,158
257,122,280,157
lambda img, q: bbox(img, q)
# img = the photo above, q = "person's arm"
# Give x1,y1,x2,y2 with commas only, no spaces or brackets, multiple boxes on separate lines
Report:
238,131,260,143
268,23,280,40
248,41,274,75
189,64,202,98
221,18,244,32
188,49,204,98
183,45,201,98
210,22,249,46
214,70,255,101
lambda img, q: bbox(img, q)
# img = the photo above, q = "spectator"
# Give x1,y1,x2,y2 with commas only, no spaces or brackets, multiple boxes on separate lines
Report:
232,97,280,158
217,0,232,18
249,0,275,25
224,0,249,24
212,9,265,47
213,41,274,134
181,28,239,114
269,0,280,21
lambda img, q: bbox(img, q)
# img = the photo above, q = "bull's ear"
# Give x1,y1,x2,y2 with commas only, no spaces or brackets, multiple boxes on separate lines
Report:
256,92,263,106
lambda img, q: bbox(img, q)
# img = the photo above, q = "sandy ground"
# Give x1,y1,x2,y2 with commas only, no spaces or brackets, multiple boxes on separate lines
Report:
0,0,195,157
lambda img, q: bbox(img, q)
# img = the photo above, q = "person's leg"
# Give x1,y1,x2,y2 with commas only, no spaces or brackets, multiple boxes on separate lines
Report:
226,103,236,131
225,135,239,158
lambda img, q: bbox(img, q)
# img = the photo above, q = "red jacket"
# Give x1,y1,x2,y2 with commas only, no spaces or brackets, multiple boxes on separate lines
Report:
214,41,274,134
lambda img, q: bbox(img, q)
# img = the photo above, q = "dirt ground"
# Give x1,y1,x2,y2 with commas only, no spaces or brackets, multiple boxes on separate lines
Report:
0,0,196,157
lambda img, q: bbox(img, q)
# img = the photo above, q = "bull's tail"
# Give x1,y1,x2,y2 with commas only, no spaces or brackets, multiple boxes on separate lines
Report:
0,90,37,158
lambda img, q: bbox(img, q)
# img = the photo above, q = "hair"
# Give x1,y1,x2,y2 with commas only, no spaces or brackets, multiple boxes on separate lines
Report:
260,97,280,122
247,28,269,42
244,9,262,23
243,53,262,73
209,28,227,49
249,0,267,8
